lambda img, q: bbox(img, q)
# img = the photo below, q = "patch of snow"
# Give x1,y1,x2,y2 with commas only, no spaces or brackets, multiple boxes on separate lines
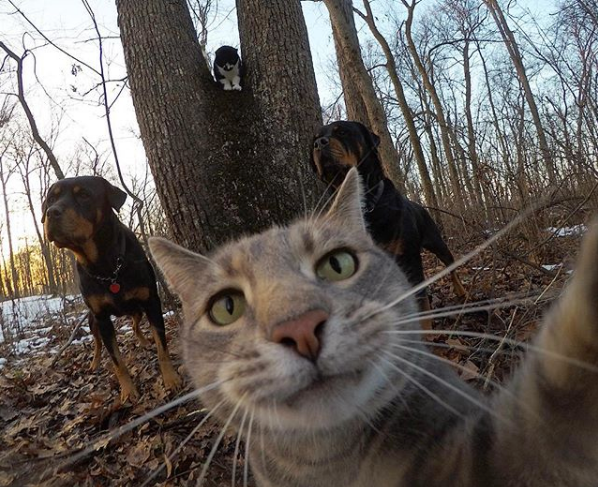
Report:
0,357,6,369
0,294,79,344
546,224,586,237
472,267,491,271
163,310,175,318
542,264,562,271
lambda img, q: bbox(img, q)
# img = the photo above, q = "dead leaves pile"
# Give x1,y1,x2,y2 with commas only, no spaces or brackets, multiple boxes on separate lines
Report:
0,315,245,486
0,227,581,486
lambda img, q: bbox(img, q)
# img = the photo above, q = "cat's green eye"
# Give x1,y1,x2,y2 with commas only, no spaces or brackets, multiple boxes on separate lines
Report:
208,291,246,326
316,250,358,281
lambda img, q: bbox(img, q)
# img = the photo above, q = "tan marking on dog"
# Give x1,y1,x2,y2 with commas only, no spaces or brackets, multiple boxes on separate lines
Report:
451,271,466,299
86,294,114,315
96,208,103,224
73,185,81,194
382,238,405,257
52,187,61,196
124,287,151,302
109,339,138,403
419,295,433,333
72,240,99,265
89,319,102,371
329,138,359,167
151,328,182,391
312,150,324,177
132,313,151,348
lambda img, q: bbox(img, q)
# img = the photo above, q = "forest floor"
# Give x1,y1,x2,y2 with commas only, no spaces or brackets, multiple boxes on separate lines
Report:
0,221,585,487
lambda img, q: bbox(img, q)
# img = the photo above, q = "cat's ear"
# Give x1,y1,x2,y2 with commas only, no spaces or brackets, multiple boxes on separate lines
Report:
149,237,210,302
325,168,367,235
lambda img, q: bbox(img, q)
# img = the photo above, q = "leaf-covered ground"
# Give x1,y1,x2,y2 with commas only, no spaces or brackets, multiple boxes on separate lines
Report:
0,226,583,486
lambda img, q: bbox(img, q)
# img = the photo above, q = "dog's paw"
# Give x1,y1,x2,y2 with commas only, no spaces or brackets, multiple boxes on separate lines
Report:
223,84,233,91
162,365,183,392
232,84,242,91
119,382,139,403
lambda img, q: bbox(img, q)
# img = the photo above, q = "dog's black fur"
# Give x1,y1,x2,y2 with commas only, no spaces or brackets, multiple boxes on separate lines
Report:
42,176,181,401
311,121,465,310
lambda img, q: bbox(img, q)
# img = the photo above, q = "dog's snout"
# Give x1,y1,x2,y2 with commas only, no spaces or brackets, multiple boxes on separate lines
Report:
314,136,329,150
47,206,63,219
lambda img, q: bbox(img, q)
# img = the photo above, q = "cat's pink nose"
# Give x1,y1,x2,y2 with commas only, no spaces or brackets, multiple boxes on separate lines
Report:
271,309,328,361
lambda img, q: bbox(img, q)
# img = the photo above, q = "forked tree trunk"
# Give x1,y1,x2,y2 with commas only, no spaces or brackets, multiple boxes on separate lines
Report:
116,0,321,253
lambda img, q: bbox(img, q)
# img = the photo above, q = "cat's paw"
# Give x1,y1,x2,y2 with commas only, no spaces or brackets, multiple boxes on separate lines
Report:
232,84,242,91
223,84,233,91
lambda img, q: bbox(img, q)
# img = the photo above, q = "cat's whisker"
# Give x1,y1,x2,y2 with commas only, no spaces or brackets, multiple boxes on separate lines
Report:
243,408,255,487
389,343,541,421
383,296,541,329
197,397,246,487
397,337,510,357
363,203,545,320
383,351,513,425
368,358,409,410
378,355,464,417
386,329,598,374
53,380,230,472
232,406,250,487
398,292,546,322
141,399,226,487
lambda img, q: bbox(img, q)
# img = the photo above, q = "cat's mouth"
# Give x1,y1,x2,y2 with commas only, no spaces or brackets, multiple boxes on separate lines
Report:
283,368,364,407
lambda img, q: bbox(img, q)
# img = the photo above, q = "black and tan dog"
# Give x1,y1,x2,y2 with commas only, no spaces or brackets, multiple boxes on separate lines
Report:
42,176,181,401
311,121,465,325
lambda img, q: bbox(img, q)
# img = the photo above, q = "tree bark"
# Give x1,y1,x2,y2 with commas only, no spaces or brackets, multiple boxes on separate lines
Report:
323,0,405,189
116,0,321,253
329,0,369,124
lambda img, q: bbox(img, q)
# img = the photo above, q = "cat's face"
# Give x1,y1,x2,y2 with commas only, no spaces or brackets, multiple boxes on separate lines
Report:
150,170,420,431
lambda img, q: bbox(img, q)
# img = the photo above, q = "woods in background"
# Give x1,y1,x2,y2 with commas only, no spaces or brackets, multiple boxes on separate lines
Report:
0,0,597,302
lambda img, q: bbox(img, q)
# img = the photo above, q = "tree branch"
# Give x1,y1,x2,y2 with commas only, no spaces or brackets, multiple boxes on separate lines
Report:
0,41,65,180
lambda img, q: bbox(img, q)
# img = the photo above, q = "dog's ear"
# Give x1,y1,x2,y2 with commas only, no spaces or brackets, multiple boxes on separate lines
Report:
369,131,380,148
105,181,127,211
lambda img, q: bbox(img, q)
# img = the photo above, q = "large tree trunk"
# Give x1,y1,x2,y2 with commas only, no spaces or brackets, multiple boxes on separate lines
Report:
116,0,321,253
323,0,405,190
328,0,369,124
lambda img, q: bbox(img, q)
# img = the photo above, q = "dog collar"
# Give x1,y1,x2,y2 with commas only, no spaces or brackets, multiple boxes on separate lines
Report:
82,256,124,294
81,230,126,293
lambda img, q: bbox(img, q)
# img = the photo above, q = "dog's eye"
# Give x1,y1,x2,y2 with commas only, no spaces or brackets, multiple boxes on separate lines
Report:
208,290,246,326
46,194,56,204
77,190,91,200
316,249,358,282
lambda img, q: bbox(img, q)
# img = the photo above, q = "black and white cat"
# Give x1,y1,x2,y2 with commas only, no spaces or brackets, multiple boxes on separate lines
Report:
213,45,242,91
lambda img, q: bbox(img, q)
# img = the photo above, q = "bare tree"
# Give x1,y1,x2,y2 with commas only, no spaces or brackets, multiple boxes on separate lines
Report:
483,0,557,183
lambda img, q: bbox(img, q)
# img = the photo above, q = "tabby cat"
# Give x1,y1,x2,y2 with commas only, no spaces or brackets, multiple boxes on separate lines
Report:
149,168,598,487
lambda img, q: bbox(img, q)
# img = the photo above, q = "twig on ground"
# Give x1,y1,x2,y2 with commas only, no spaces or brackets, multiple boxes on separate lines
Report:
50,312,89,367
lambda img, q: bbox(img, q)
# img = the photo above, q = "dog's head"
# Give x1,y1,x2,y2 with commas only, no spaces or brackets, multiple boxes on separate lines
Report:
310,121,382,188
42,176,127,251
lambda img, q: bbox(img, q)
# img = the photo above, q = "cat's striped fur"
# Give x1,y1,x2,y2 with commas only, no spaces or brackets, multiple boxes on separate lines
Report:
150,168,598,486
